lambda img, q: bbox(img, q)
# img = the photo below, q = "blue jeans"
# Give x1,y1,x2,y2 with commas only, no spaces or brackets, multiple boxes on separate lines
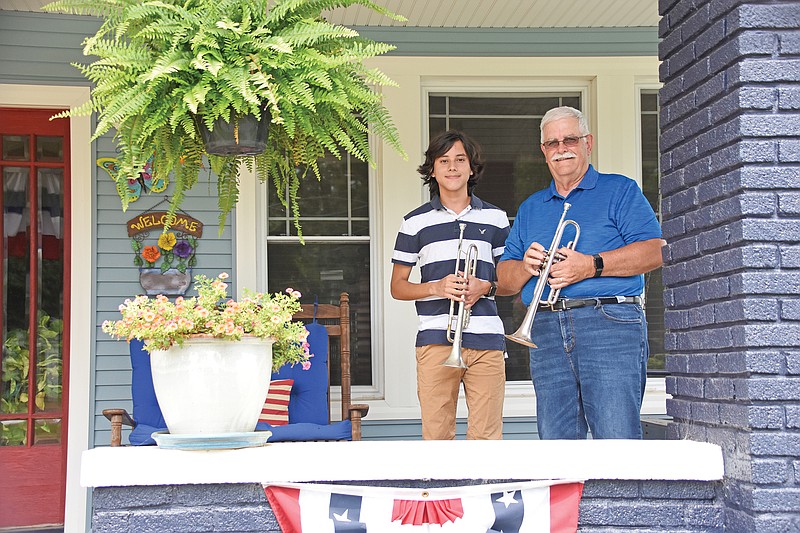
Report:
529,302,649,439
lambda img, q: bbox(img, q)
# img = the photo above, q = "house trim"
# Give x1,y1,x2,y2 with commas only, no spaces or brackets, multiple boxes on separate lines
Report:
0,83,94,533
356,26,659,56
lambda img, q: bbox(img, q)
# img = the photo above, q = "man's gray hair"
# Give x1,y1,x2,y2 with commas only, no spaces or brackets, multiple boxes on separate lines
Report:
540,106,590,143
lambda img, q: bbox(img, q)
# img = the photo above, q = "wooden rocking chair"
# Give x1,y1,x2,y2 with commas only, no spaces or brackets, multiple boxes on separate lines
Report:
275,292,370,440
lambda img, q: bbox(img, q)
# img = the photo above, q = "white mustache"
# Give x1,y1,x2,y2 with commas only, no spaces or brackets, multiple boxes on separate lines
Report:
551,152,577,162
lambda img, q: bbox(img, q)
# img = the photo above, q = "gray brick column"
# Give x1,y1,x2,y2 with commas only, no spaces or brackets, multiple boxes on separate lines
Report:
658,0,800,531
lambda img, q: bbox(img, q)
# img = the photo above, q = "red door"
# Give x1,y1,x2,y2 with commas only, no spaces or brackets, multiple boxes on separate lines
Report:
0,108,71,528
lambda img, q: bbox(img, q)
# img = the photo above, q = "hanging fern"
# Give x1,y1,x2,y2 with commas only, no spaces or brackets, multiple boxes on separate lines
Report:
43,0,407,235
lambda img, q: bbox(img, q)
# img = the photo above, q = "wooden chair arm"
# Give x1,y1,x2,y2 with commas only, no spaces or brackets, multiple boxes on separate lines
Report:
102,408,135,447
348,404,370,441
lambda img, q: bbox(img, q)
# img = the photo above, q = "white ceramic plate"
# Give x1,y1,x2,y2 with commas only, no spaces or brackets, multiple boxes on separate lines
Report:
152,430,272,450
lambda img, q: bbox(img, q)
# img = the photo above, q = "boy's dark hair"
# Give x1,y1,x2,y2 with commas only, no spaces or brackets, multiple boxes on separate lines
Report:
417,130,484,197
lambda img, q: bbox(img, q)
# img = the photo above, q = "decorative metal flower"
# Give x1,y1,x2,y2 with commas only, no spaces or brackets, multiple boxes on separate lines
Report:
133,231,198,273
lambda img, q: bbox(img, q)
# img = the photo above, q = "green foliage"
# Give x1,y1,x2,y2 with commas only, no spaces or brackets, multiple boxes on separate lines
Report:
43,0,407,235
1,314,64,446
101,273,310,371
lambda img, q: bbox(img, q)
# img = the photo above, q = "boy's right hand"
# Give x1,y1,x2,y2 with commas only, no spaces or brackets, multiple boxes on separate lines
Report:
434,273,467,301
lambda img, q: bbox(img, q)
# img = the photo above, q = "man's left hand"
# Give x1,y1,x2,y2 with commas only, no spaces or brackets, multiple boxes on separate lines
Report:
547,247,594,290
463,276,490,308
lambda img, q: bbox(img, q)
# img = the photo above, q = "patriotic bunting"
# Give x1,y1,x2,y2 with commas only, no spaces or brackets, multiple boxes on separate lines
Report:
265,480,583,532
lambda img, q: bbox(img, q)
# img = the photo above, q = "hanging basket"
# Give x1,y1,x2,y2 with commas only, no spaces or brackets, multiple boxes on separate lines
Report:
195,109,271,156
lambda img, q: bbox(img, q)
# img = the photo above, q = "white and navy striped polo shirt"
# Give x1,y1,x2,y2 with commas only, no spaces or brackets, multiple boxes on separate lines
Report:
392,195,510,351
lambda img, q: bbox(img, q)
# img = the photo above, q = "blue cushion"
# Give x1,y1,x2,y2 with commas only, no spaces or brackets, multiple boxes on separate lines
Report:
256,420,352,442
129,339,167,445
272,322,329,425
129,423,164,446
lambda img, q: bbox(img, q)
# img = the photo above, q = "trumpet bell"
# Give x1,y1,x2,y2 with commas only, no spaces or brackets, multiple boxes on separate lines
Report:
442,347,468,368
442,337,468,368
503,201,579,349
504,331,537,349
505,297,541,348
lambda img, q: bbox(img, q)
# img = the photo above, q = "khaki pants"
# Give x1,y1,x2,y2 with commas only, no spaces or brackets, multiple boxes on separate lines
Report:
415,345,505,440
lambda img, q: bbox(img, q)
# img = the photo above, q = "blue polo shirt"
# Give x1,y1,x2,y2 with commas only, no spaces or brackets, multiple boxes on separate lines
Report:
500,165,661,306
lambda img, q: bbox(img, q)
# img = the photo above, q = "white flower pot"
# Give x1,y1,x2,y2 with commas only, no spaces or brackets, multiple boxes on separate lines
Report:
149,336,273,435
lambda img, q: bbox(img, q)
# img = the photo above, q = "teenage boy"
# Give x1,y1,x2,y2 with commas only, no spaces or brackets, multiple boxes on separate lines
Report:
391,130,511,440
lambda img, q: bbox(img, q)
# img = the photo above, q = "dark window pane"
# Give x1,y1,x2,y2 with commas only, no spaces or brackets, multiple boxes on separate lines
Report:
641,92,658,112
4,168,30,331
36,136,63,163
268,219,290,237
289,220,350,236
269,154,369,236
640,90,664,373
267,178,288,219
267,243,372,386
350,159,369,218
429,118,447,140
447,96,563,116
496,295,531,381
448,117,549,217
302,159,349,217
34,419,62,445
0,420,27,446
2,168,30,417
645,268,665,371
1,326,29,416
429,96,446,114
37,170,64,413
351,220,370,236
641,113,660,215
2,135,29,161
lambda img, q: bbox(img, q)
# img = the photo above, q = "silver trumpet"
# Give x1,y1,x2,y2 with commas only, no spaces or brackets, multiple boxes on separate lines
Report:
443,223,479,368
505,202,580,348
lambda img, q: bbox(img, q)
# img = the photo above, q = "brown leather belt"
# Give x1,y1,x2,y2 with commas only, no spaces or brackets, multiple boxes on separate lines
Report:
538,296,642,311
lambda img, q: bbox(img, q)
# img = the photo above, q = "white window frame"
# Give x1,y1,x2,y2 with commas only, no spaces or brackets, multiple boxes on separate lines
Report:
237,134,386,405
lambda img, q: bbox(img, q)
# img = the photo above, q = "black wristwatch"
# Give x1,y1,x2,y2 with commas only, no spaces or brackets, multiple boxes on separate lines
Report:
486,280,497,298
593,254,604,278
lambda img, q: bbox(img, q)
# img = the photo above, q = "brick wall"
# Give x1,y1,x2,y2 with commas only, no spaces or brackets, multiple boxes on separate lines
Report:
659,0,800,530
91,480,722,532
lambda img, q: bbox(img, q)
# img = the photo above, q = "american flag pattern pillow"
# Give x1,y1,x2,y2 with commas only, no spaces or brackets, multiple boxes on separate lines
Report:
259,379,294,426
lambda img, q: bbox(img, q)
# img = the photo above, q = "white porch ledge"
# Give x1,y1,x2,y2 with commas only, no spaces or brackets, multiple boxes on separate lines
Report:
81,440,723,487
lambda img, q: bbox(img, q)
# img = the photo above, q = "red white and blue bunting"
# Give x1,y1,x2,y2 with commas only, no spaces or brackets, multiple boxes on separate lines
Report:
265,480,583,532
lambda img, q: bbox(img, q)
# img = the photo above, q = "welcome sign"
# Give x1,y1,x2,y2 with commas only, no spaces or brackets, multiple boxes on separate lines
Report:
126,211,203,238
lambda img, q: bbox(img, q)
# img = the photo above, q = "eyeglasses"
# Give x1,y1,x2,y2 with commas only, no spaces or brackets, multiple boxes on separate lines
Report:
541,135,589,150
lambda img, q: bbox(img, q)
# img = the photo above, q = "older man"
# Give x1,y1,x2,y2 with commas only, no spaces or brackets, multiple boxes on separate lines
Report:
498,106,663,439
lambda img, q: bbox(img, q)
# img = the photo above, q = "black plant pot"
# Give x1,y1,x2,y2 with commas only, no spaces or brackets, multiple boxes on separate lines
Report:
195,109,270,156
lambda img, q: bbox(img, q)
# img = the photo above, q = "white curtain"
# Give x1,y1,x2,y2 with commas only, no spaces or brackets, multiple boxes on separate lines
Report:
3,167,63,239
